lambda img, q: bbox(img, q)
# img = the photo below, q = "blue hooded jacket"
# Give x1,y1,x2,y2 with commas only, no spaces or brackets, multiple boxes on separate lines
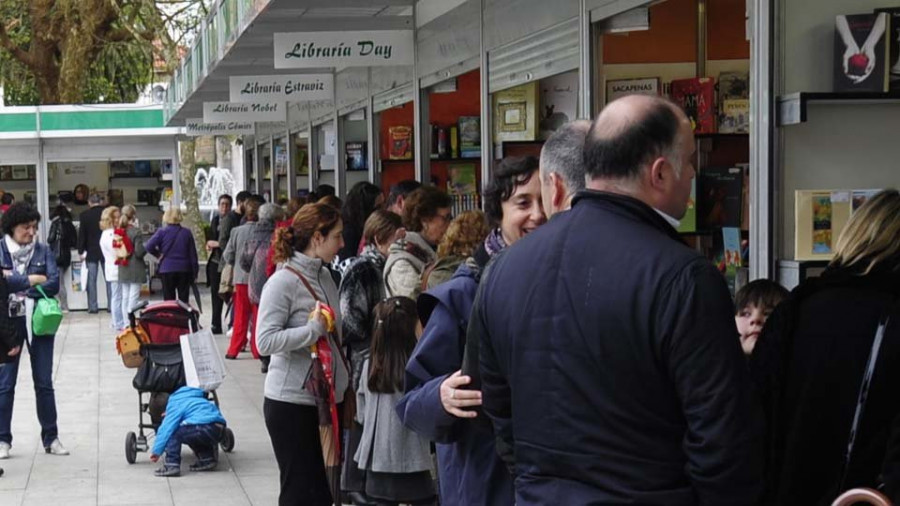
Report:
152,386,226,455
396,259,515,506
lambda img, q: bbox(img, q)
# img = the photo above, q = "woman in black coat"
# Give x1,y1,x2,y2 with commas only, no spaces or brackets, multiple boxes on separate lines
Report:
750,189,900,506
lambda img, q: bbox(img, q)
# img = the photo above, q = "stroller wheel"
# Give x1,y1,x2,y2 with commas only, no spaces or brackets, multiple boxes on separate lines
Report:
125,432,138,464
221,428,235,453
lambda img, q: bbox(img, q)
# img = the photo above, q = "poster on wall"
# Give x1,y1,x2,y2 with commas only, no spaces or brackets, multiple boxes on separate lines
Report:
605,77,660,104
274,30,414,69
229,74,333,103
492,82,539,144
794,190,853,261
540,71,579,140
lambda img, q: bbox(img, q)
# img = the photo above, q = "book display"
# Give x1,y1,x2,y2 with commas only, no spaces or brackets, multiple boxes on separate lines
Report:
718,72,750,134
670,77,717,134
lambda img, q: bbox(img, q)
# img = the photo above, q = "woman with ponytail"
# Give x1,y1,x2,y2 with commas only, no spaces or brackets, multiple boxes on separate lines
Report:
256,202,351,506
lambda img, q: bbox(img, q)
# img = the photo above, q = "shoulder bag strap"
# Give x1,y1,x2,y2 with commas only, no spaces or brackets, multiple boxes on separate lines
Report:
838,307,895,491
283,264,350,369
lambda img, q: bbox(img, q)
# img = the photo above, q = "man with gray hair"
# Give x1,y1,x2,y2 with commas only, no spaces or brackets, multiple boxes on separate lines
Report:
473,95,762,504
76,192,107,313
538,119,591,217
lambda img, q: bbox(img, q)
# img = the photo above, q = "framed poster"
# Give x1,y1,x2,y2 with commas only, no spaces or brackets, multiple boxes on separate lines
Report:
605,77,660,104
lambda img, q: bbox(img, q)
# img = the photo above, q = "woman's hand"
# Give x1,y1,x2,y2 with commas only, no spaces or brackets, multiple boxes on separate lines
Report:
309,303,327,329
440,370,482,418
7,346,20,357
28,275,47,286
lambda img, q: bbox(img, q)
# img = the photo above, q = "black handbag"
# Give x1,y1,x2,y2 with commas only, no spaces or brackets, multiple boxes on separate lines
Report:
132,344,186,393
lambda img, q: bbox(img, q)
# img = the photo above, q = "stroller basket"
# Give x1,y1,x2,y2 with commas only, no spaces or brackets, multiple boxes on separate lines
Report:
132,344,186,393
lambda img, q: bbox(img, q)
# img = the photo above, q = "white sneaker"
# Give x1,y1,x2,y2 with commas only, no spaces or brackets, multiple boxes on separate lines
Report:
226,328,233,338
45,439,69,456
0,442,10,459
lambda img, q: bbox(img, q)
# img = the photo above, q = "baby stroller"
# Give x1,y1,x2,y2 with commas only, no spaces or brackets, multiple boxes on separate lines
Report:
124,300,235,464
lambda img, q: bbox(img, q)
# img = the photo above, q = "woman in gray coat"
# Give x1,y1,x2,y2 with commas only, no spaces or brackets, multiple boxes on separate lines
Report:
117,205,146,319
256,202,350,506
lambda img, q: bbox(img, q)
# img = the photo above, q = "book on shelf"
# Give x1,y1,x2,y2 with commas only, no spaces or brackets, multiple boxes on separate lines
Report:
718,71,750,134
875,7,900,92
834,13,890,92
697,166,743,229
723,227,742,295
795,190,853,261
345,142,368,171
447,163,477,196
670,77,716,134
297,148,309,176
458,116,481,159
677,179,697,233
388,126,413,160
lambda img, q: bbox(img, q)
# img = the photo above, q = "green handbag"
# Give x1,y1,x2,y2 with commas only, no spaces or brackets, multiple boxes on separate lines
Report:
32,285,63,336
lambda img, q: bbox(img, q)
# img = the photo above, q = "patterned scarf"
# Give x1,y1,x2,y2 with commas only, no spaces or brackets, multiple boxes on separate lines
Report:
9,239,35,275
484,228,508,258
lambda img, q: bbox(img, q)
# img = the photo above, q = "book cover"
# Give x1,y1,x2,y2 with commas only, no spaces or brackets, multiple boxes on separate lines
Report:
134,160,152,177
738,163,750,231
851,188,882,213
875,8,900,92
677,179,697,233
447,163,477,196
698,166,743,229
834,13,890,92
794,190,853,261
296,148,309,176
718,71,750,133
388,126,413,160
458,116,481,158
670,78,716,134
345,142,368,171
723,227,742,295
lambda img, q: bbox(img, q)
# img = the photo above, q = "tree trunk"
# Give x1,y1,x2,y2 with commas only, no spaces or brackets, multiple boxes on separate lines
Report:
179,139,209,262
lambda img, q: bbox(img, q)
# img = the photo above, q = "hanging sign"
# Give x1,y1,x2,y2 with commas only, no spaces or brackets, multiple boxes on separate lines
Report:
203,101,286,123
274,30,414,69
185,118,255,136
229,74,334,103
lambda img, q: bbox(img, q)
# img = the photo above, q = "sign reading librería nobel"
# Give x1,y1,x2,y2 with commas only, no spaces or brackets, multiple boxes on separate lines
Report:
185,118,255,137
229,74,333,103
274,30,414,69
203,101,286,123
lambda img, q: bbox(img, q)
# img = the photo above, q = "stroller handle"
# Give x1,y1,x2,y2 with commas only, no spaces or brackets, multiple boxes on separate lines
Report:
128,300,150,330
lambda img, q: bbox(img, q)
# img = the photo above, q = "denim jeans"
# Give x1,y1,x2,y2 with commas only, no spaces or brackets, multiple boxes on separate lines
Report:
164,423,223,468
0,319,58,447
120,283,141,326
109,281,124,331
86,261,100,312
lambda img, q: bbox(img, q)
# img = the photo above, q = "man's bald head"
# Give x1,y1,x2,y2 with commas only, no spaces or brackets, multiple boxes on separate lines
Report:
584,95,686,183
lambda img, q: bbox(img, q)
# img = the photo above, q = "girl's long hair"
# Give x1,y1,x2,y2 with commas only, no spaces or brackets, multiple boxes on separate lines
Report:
368,297,418,394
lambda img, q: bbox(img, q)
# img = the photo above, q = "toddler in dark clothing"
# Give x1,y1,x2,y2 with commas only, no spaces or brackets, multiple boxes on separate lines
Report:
734,279,790,355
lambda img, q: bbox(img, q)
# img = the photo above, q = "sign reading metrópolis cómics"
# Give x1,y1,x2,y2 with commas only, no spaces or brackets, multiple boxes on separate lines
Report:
203,101,286,123
185,118,255,137
229,74,334,103
274,31,414,69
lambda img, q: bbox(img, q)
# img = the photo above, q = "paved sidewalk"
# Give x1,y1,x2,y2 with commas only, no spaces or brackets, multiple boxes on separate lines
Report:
0,304,279,506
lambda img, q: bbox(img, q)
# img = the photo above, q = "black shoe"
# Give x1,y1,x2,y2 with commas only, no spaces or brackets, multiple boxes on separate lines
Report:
260,362,268,374
88,310,99,314
154,465,181,477
225,354,237,360
189,460,217,472
211,327,223,334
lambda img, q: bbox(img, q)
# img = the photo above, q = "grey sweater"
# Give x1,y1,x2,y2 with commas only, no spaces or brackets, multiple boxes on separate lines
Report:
256,251,350,406
222,222,255,285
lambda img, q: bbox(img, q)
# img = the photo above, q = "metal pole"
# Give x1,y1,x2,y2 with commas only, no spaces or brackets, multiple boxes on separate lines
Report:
412,1,428,184
253,138,261,194
268,135,275,202
35,107,49,241
367,96,379,187
579,0,592,119
308,123,318,193
286,126,296,199
479,0,492,191
696,0,708,77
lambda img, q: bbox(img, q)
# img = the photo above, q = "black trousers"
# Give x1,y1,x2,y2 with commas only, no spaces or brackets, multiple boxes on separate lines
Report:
161,271,191,304
264,398,332,506
207,265,223,331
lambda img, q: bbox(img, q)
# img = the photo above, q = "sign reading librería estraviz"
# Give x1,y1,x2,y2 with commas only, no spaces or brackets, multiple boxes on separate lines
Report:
203,101,286,123
273,30,414,68
229,74,333,103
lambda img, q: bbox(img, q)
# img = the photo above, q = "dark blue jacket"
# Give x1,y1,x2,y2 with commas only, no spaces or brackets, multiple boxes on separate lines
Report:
472,191,764,506
0,239,60,342
396,261,515,506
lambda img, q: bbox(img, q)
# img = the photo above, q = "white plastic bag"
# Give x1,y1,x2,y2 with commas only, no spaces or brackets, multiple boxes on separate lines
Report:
180,328,226,392
77,262,88,293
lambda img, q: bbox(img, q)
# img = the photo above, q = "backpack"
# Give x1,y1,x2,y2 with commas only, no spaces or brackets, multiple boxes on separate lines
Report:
241,236,271,305
48,218,75,268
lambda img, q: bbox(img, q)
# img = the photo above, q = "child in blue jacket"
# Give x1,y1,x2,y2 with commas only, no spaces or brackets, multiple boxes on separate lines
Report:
150,386,227,477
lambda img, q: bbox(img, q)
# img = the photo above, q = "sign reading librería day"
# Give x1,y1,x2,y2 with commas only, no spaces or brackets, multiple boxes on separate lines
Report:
229,74,333,103
185,118,255,137
203,101,286,123
274,30,414,69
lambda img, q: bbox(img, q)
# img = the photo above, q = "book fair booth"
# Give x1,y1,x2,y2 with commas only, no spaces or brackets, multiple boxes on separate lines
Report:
0,105,181,310
162,0,900,290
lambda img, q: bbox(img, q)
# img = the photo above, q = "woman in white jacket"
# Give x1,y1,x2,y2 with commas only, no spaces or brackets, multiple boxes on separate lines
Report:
98,206,122,330
256,202,350,506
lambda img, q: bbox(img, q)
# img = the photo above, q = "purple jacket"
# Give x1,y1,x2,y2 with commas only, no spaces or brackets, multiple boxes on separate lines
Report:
144,224,198,277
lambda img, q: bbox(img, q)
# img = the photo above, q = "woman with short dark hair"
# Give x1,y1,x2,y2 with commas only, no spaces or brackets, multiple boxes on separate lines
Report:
0,202,68,459
384,186,452,299
396,156,546,506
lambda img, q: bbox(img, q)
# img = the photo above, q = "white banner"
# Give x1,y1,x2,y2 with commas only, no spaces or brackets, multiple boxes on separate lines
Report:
274,30,414,69
229,74,334,103
185,118,255,136
203,101,286,123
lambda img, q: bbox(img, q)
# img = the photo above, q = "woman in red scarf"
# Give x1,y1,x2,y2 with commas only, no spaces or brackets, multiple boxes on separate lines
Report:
116,205,147,326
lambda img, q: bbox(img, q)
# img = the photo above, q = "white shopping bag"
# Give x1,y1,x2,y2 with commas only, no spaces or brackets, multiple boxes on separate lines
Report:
180,327,226,392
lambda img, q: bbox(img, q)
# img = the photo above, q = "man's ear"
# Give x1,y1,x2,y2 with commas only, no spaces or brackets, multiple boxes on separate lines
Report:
550,172,567,210
647,157,669,192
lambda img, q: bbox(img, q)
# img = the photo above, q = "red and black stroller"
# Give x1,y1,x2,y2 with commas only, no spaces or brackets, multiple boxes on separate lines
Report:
123,300,235,464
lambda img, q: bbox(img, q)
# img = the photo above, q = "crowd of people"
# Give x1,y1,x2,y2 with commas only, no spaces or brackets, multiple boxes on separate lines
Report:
0,95,899,505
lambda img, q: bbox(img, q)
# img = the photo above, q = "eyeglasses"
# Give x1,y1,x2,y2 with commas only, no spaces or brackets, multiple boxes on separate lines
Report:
436,213,453,223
